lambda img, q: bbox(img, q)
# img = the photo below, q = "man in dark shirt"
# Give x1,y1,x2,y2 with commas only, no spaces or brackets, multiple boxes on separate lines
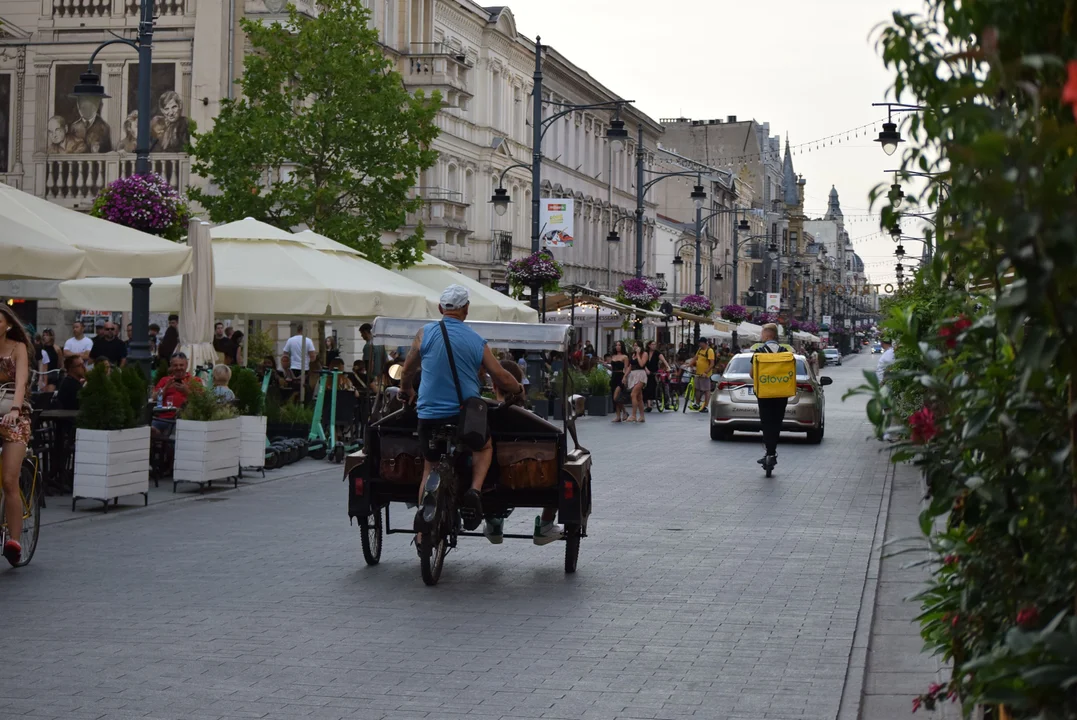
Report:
212,322,236,364
90,322,127,367
58,356,86,410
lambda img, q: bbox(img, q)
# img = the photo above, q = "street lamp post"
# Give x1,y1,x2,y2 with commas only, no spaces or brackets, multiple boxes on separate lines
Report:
71,0,156,378
490,36,631,308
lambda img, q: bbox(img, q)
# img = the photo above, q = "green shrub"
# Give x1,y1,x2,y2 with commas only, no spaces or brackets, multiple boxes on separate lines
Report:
179,382,237,422
587,367,610,396
228,366,264,416
77,365,133,431
278,402,313,426
117,365,148,427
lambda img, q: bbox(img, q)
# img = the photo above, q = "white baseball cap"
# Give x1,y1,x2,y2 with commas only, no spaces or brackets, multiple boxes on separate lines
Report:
440,284,470,310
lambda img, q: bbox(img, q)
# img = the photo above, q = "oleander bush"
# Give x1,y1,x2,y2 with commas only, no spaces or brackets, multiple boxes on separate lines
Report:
847,1,1077,716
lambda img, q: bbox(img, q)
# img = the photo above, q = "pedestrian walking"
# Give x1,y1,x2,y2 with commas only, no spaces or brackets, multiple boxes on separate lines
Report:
643,340,670,412
876,337,896,441
609,340,629,422
625,341,649,423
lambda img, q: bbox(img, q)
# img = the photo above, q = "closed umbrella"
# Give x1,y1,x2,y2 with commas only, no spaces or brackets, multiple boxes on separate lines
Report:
179,219,217,369
0,182,192,280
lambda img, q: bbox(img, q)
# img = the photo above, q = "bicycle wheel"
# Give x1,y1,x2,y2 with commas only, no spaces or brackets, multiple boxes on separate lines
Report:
564,522,581,573
2,461,41,568
419,467,451,586
359,506,382,566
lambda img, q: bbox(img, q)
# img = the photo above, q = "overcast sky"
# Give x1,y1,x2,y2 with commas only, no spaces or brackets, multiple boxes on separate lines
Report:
506,0,924,286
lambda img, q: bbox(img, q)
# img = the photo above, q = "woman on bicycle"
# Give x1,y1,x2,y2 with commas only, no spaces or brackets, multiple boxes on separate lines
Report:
625,341,649,423
608,341,629,423
0,305,33,567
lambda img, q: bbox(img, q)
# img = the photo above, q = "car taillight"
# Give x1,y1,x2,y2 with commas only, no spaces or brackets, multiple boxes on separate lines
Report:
564,482,574,500
796,383,814,393
718,381,743,391
354,476,364,495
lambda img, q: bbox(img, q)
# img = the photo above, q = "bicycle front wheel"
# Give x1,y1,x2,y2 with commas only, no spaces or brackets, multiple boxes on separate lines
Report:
4,461,41,567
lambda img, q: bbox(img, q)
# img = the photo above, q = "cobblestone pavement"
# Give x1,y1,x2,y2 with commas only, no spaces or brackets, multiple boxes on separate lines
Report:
0,352,893,720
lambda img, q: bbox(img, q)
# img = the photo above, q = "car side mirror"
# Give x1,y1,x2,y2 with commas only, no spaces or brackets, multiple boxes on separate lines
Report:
820,376,833,386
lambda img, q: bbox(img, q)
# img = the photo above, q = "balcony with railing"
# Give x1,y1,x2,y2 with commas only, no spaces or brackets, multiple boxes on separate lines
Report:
405,187,469,232
35,153,189,209
51,0,189,18
401,43,472,109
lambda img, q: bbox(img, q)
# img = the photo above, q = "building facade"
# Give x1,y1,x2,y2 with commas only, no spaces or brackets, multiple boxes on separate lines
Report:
0,0,663,335
400,2,663,294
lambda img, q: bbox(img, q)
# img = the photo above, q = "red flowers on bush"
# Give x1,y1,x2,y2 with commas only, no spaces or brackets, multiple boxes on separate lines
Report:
908,407,938,444
1063,60,1077,123
937,315,972,349
1016,606,1040,627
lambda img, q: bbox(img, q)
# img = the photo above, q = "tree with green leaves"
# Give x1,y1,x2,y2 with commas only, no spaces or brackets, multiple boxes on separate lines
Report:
189,0,440,267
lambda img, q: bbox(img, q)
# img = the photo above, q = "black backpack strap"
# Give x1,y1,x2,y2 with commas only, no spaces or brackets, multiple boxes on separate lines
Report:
438,320,465,409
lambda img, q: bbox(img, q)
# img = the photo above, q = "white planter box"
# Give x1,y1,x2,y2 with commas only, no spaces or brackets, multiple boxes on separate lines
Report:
238,415,267,469
174,418,241,491
73,426,151,511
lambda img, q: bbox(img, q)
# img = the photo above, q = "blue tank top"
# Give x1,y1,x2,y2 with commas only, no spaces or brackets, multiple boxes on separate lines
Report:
416,318,488,420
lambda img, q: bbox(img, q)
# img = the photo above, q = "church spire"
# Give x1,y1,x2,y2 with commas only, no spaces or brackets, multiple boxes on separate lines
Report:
825,185,843,219
782,135,799,207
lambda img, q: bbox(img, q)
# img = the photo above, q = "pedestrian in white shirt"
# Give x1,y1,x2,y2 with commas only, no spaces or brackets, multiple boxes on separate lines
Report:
876,338,897,441
875,338,895,383
282,324,317,372
62,321,94,369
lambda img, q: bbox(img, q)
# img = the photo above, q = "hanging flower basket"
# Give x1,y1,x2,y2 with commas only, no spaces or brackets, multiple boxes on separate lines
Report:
680,295,712,317
720,304,749,323
507,251,563,298
754,311,780,324
616,277,661,310
90,173,192,242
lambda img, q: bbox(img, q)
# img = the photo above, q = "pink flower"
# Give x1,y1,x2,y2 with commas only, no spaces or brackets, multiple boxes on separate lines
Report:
1017,606,1040,627
912,697,922,712
908,407,938,444
1063,60,1077,123
943,554,958,566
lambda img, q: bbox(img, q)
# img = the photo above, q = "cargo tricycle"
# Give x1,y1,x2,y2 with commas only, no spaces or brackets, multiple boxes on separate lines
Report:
345,318,592,585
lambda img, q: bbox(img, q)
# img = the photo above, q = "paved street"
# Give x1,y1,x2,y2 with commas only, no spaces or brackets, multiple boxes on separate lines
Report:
1,352,899,720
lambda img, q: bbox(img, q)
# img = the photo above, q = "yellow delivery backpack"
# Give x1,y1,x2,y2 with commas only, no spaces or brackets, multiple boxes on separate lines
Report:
752,349,797,399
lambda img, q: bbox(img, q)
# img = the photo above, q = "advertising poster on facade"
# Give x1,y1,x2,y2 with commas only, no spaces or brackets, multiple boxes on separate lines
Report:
822,315,832,328
540,199,575,247
765,293,781,313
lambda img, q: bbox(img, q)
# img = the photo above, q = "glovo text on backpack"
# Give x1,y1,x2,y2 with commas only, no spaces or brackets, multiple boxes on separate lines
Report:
752,351,797,399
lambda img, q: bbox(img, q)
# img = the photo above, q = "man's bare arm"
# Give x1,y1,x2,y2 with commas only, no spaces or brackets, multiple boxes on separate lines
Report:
399,328,424,399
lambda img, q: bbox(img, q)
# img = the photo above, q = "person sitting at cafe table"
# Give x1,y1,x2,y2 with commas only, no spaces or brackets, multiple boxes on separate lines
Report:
57,355,86,411
211,364,235,403
151,352,201,437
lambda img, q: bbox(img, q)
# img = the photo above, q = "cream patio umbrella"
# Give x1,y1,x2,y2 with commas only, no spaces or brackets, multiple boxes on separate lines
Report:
178,219,217,369
58,219,441,319
0,182,192,280
397,253,539,323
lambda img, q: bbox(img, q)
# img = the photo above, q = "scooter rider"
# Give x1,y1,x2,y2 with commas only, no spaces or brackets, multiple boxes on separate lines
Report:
750,323,795,469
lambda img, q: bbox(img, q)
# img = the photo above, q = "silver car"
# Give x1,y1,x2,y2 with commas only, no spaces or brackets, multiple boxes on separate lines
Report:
709,352,833,444
823,348,842,366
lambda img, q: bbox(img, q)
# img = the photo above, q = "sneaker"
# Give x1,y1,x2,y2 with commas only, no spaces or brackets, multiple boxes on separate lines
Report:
484,518,504,545
3,539,21,567
533,516,564,546
460,489,483,532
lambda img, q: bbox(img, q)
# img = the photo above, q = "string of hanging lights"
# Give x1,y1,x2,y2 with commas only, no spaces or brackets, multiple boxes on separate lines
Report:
665,117,890,168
